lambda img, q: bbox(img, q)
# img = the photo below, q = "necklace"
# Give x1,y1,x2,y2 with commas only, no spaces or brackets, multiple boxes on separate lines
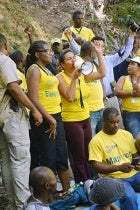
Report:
74,27,82,34
36,62,52,75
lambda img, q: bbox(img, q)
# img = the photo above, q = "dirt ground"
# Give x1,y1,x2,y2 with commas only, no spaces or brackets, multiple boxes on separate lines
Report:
0,186,8,210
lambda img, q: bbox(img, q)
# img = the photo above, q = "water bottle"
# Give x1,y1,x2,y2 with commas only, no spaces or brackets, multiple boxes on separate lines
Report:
67,182,83,194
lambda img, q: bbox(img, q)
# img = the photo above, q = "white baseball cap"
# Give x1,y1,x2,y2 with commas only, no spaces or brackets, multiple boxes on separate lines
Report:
126,56,140,64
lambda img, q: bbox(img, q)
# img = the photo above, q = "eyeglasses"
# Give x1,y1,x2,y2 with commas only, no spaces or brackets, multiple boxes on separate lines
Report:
37,49,49,53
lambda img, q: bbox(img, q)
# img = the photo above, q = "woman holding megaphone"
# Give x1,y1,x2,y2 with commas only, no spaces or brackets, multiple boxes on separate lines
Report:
56,40,106,183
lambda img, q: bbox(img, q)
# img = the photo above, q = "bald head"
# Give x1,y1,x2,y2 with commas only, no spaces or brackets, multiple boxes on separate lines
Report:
29,166,56,197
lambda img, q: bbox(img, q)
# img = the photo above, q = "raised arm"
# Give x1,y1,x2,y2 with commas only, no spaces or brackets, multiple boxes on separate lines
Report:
84,40,106,81
64,28,81,55
24,25,34,45
108,29,136,67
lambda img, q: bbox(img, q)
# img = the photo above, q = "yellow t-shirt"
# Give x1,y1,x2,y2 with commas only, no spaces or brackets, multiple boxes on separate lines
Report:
85,64,104,111
135,48,140,57
62,26,95,42
17,69,27,91
60,71,89,121
75,56,104,112
122,76,140,112
88,129,138,178
28,64,61,114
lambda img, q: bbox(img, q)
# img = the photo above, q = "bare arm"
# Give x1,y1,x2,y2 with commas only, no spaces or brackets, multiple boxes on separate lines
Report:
92,160,134,174
135,132,140,154
57,70,81,101
115,76,132,98
85,40,106,81
110,203,120,210
26,66,57,138
24,25,34,45
7,82,42,126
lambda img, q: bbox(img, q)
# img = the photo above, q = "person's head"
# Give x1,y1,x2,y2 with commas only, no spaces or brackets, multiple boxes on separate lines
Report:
133,34,140,52
72,10,84,28
29,166,56,198
0,33,8,55
102,107,120,135
25,40,52,72
126,57,140,75
9,49,24,70
51,38,63,54
80,41,96,61
59,49,76,71
91,36,105,54
89,177,125,206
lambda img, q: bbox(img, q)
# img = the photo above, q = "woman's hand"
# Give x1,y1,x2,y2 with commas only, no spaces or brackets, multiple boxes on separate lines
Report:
132,83,140,96
45,118,57,139
72,69,82,80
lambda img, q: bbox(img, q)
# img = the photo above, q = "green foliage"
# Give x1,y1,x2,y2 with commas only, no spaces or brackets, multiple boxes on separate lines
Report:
105,2,140,27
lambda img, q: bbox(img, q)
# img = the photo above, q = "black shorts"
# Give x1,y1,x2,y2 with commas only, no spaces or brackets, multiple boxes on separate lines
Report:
29,112,69,172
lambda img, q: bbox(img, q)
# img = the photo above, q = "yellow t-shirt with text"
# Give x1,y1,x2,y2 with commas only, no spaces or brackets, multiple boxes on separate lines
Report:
60,71,89,121
122,76,140,112
89,129,138,179
28,64,61,114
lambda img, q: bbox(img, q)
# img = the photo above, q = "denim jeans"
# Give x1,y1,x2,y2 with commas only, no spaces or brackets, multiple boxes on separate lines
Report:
119,172,140,210
90,109,104,137
123,111,140,138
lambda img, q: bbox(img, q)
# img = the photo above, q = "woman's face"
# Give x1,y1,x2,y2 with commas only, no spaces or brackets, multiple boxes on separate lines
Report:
127,61,140,75
36,44,52,65
62,52,76,70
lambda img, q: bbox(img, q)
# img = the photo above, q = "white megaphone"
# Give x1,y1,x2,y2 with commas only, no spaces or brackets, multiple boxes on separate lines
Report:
74,60,93,75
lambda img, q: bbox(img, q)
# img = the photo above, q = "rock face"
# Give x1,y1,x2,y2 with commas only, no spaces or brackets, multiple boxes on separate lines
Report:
22,0,95,38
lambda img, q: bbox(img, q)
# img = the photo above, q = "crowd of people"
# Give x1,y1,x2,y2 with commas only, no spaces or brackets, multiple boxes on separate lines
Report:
0,9,140,210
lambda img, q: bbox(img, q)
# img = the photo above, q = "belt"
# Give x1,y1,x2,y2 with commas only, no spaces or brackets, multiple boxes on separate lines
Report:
107,94,115,98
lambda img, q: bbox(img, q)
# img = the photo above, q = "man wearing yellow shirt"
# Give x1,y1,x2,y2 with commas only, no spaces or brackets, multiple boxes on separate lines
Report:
62,10,95,48
88,107,140,210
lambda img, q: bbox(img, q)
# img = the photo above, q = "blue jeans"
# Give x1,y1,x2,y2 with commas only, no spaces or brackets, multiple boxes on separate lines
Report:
123,111,140,138
119,172,140,210
90,109,104,136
